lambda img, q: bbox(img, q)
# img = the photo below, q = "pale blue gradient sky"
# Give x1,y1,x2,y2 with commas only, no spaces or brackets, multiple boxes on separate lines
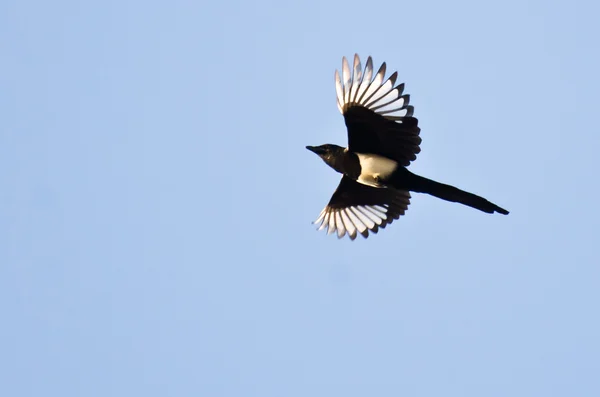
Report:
2,0,599,396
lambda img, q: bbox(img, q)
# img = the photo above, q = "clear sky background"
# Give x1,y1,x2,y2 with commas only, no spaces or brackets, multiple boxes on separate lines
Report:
2,0,599,396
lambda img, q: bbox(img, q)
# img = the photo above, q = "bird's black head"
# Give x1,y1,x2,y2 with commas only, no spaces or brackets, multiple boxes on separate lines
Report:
306,144,346,173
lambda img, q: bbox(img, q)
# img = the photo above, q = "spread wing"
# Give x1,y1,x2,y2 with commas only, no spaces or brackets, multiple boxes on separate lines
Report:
335,54,422,166
313,176,411,240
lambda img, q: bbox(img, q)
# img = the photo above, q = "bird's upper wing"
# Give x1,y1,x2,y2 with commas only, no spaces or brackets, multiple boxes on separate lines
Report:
336,54,422,166
314,176,411,240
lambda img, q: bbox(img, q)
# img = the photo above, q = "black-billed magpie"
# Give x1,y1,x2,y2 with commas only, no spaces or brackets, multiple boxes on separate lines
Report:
307,54,508,240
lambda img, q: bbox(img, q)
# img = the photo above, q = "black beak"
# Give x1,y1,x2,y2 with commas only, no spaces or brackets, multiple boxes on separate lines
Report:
306,145,323,155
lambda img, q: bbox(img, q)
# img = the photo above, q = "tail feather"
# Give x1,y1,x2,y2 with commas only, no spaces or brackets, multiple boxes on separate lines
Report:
409,174,509,215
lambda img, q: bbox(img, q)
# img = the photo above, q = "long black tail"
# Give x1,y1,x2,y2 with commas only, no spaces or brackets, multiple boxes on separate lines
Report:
407,173,509,215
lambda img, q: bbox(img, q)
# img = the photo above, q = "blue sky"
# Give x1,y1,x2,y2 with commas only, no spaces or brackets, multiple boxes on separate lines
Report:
2,0,599,396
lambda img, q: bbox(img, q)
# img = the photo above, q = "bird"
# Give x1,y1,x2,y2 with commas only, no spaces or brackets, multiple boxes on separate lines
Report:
307,54,508,240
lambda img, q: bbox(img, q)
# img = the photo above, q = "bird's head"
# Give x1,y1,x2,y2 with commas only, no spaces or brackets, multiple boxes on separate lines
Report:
306,144,346,172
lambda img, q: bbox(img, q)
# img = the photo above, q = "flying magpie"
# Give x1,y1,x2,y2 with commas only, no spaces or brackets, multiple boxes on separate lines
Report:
307,54,508,240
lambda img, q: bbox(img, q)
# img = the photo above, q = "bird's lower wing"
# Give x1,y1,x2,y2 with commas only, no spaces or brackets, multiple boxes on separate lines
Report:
313,176,411,240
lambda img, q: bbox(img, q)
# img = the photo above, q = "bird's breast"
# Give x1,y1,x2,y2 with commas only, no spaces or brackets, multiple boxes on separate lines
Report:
355,153,398,188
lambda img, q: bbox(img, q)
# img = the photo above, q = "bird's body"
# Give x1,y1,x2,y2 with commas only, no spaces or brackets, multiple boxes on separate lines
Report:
307,54,508,240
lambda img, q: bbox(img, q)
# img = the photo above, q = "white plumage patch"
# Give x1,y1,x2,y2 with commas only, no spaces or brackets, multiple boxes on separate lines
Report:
355,153,398,187
314,205,389,240
335,54,413,121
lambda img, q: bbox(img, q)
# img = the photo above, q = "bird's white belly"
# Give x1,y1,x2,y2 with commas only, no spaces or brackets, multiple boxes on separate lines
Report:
355,153,398,187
